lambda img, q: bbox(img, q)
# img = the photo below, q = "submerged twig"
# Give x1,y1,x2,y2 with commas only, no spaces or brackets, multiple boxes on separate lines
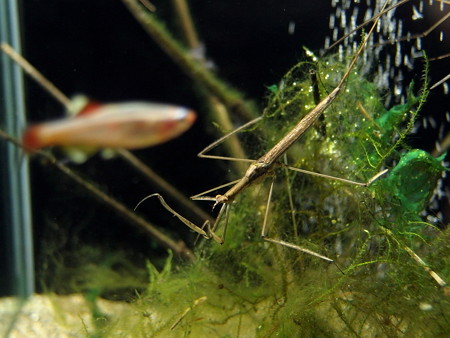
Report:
380,226,448,291
121,0,258,123
169,0,248,173
171,0,200,52
1,43,70,107
116,148,214,224
0,129,196,261
170,296,207,330
0,42,198,260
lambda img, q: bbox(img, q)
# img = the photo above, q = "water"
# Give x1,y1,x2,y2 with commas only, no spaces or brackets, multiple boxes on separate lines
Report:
1,1,449,335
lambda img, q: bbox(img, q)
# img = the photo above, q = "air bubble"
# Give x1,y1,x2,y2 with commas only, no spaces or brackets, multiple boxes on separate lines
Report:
288,21,296,35
428,116,437,129
416,37,422,50
412,5,424,20
329,14,336,29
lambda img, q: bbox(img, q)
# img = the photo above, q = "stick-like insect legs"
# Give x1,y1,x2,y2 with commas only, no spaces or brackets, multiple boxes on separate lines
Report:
135,192,232,244
189,115,388,248
196,116,263,163
134,193,210,239
138,1,390,258
257,175,334,262
192,1,389,252
254,173,334,262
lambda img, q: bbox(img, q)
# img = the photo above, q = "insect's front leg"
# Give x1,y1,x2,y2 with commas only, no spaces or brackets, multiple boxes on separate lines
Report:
135,193,209,238
206,202,230,244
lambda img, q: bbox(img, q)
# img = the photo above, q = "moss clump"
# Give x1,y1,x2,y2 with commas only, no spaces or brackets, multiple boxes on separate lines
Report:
87,53,449,336
37,52,450,336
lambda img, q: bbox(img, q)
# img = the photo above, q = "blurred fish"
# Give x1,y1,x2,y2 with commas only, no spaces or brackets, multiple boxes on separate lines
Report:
23,98,196,151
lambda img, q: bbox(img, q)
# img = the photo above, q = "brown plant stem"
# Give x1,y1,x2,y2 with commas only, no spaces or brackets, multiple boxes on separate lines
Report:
121,0,258,123
171,0,249,173
116,148,214,224
0,128,196,261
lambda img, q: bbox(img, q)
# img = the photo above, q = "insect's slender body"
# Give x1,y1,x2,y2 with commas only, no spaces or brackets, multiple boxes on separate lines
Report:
192,51,387,258
214,86,341,205
138,2,392,262
135,2,394,262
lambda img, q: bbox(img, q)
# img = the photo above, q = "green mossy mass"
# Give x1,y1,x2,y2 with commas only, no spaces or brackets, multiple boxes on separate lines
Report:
79,53,450,336
38,52,449,336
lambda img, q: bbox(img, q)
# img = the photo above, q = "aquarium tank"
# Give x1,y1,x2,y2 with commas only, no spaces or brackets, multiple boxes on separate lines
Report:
1,0,450,336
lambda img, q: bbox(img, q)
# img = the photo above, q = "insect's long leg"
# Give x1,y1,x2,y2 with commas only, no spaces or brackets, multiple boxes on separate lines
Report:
211,203,227,234
136,193,229,244
193,147,388,206
208,203,230,244
326,0,414,51
261,175,275,238
192,202,228,245
430,73,450,91
134,193,209,238
284,166,389,187
197,116,263,163
259,175,334,262
283,154,298,237
117,149,213,223
263,238,334,263
191,179,241,201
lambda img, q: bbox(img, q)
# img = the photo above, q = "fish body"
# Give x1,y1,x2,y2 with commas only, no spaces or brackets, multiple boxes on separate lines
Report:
23,101,196,151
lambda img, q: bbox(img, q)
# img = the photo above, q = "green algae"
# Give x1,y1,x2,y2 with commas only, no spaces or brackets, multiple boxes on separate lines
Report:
78,51,450,337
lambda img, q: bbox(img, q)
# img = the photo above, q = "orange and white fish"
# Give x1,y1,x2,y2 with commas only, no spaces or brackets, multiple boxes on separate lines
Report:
23,99,196,151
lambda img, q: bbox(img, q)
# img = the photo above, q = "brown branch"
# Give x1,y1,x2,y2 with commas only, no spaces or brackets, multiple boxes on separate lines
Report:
0,129,196,261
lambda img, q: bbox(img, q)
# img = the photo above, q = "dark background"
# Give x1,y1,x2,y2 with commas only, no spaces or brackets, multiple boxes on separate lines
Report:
18,1,450,291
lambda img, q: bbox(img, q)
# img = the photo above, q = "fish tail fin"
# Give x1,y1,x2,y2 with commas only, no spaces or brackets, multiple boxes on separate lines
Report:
22,125,44,150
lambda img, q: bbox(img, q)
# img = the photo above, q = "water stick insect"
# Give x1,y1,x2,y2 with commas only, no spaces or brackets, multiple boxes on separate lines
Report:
137,1,393,262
